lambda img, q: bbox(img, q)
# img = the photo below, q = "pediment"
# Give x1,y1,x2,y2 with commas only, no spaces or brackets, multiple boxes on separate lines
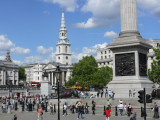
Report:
43,63,56,70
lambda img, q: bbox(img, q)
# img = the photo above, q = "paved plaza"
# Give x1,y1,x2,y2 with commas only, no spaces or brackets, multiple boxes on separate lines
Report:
0,104,157,120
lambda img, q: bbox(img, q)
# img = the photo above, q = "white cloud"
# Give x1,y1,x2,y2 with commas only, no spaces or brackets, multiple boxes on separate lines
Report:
42,0,78,12
104,31,118,38
74,0,160,29
0,35,31,56
11,47,30,55
37,46,53,55
0,55,5,60
71,43,108,63
0,35,15,50
73,0,120,28
138,0,160,17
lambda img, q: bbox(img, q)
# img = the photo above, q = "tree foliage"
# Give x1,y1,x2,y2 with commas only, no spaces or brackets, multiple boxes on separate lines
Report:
18,67,26,81
66,56,112,88
148,43,160,84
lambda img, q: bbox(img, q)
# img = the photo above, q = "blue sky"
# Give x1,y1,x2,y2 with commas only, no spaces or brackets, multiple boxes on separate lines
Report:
0,0,160,65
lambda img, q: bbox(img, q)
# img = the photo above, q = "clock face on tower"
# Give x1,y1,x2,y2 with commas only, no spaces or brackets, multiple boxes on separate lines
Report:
115,53,135,76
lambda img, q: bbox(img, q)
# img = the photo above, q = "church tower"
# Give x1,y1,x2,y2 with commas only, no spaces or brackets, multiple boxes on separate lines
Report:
56,10,72,65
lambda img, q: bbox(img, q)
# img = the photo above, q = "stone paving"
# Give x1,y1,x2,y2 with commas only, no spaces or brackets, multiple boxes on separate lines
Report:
0,98,158,120
0,106,156,120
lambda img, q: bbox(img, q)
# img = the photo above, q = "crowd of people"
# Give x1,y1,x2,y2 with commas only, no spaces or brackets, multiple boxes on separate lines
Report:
97,89,115,100
0,91,159,120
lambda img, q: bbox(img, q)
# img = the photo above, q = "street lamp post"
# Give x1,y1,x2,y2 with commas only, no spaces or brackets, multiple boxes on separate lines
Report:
55,65,62,120
7,80,12,99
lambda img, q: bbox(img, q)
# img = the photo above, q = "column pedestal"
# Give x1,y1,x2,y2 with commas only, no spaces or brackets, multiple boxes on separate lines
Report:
41,81,52,96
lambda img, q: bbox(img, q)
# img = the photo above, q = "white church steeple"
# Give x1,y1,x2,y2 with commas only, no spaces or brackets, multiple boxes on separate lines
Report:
56,10,72,65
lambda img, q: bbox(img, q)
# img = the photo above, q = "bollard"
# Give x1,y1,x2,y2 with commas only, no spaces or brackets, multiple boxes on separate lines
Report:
54,104,56,113
115,106,118,116
141,107,143,117
104,106,106,115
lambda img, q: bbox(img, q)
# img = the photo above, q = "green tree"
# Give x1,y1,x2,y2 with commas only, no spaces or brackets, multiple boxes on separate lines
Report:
18,67,26,81
93,66,112,88
66,56,113,88
148,43,160,85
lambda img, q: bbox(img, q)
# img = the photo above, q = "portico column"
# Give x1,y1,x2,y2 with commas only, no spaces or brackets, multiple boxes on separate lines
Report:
62,72,65,86
52,72,54,85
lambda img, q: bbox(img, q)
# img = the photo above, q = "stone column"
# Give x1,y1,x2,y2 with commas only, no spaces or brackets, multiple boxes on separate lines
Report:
48,73,50,82
61,72,65,86
52,72,54,85
121,0,137,32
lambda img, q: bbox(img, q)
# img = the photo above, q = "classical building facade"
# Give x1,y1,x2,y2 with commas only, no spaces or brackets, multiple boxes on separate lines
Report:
96,47,113,68
24,63,46,83
96,39,160,69
0,51,19,85
43,10,72,86
24,11,73,86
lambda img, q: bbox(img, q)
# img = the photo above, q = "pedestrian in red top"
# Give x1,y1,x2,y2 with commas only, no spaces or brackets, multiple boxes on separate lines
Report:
106,106,111,120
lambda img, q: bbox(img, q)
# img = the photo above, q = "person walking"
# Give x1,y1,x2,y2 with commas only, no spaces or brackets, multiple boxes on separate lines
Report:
97,91,100,98
132,89,136,97
153,102,159,119
105,89,108,98
129,90,132,98
105,107,111,120
118,102,124,115
101,90,104,98
85,102,89,114
50,103,53,115
63,103,68,116
12,114,17,120
92,101,96,115
127,104,132,117
77,102,83,119
37,106,43,120
130,111,136,120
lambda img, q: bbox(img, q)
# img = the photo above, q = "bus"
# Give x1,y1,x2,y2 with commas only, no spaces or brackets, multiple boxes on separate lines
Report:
29,82,41,88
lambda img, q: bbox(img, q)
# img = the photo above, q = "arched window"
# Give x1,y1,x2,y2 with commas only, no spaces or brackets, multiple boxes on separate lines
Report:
59,46,60,53
65,46,68,52
66,56,68,60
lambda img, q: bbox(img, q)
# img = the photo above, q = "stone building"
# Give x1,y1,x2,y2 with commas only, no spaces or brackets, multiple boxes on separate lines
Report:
24,10,73,86
0,51,19,85
96,47,113,68
96,39,160,69
24,63,46,83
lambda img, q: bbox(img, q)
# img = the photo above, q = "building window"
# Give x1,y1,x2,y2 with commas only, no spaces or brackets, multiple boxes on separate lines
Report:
59,46,61,53
109,50,111,53
101,51,103,54
101,56,103,59
104,62,105,65
58,57,60,60
38,77,39,80
105,51,107,54
105,56,107,59
66,56,68,59
109,55,110,58
66,63,68,65
65,46,68,52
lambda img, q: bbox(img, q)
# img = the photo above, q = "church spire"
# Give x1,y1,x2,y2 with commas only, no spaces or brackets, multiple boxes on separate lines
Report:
59,9,67,42
61,8,66,28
